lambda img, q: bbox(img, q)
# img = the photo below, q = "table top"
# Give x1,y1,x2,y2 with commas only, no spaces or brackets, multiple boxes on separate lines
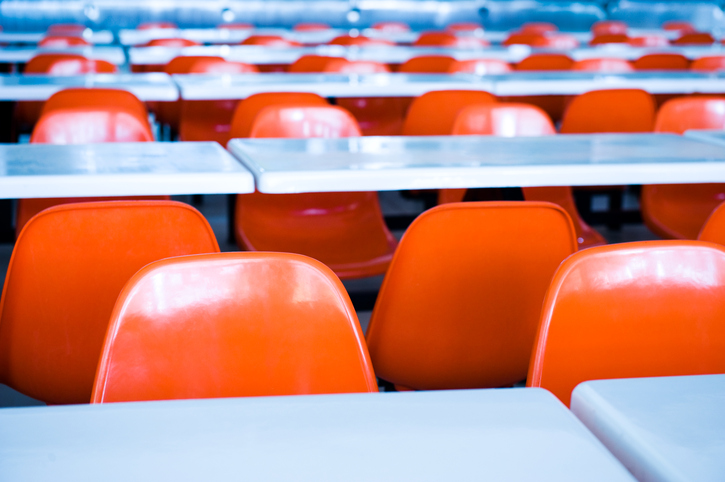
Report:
0,388,635,481
0,73,179,101
0,30,114,45
176,71,725,99
0,142,254,199
227,134,725,193
571,374,725,482
0,46,126,65
685,129,725,147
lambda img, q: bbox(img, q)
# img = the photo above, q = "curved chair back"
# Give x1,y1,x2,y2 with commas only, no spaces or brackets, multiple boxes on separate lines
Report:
249,105,362,138
591,20,627,36
628,35,669,47
47,23,87,35
571,58,633,72
323,59,390,73
293,23,330,31
589,34,629,45
25,54,116,75
372,21,409,32
0,201,219,404
288,54,338,72
241,35,301,47
38,35,90,47
447,58,512,74
145,38,200,47
515,54,574,71
633,53,689,70
672,32,714,45
138,22,177,30
528,241,725,405
398,55,456,73
699,201,725,244
329,35,393,47
691,56,725,71
402,90,496,135
560,89,655,133
366,202,577,390
92,253,378,403
413,32,488,48
228,92,328,139
662,21,695,33
654,96,725,133
520,22,557,34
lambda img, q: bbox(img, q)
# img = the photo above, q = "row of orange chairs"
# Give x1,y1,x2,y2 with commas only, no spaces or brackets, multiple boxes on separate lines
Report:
2,200,725,406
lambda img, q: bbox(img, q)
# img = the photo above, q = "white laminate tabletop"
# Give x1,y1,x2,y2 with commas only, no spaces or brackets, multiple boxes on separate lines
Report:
0,46,126,64
0,73,179,101
175,72,490,99
684,129,725,147
0,388,635,481
0,142,254,199
0,30,114,45
227,134,725,194
571,374,725,482
119,27,351,46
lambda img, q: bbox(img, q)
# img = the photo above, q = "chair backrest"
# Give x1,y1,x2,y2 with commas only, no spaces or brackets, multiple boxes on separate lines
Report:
452,103,556,136
25,53,86,73
25,54,117,75
366,201,577,390
691,56,725,71
628,35,669,47
137,22,177,30
249,105,362,138
591,20,628,36
589,34,629,46
217,23,253,30
398,55,457,73
402,90,497,135
38,35,90,47
571,58,633,72
371,21,409,33
699,201,725,244
164,55,226,73
446,22,483,32
91,252,378,403
0,201,220,404
447,58,512,74
145,38,200,47
654,96,725,133
502,32,547,46
187,58,258,74
673,32,714,45
288,55,337,72
228,92,328,139
515,53,574,71
560,89,655,134
293,22,330,31
662,20,695,33
527,241,725,406
413,31,488,48
633,53,690,70
520,22,557,34
328,35,393,47
47,23,87,36
323,59,390,74
240,35,301,47
31,88,153,144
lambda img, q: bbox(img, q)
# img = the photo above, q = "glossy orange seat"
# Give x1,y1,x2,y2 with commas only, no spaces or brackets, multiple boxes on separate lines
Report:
502,33,548,46
527,241,725,406
145,38,200,47
240,35,301,47
371,21,410,33
38,35,90,47
515,53,574,71
452,103,606,249
520,22,557,34
323,59,389,74
571,58,633,72
366,201,578,390
633,53,689,70
446,22,483,32
591,20,627,36
91,252,377,403
589,34,629,45
288,54,337,72
512,54,574,121
398,55,457,73
137,22,177,30
217,23,253,30
672,32,715,45
413,32,489,48
402,90,496,136
448,58,512,74
691,56,725,71
0,201,220,404
233,103,397,279
641,96,725,239
329,35,394,47
228,92,329,138
560,89,655,133
698,201,725,244
662,21,695,33
628,35,669,47
293,22,330,31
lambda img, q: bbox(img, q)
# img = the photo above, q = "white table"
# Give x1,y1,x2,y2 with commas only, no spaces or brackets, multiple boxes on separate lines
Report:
0,73,179,101
0,46,126,65
685,129,725,147
0,30,114,45
0,142,255,199
227,134,725,194
176,71,725,100
119,27,352,46
0,388,635,481
571,374,725,482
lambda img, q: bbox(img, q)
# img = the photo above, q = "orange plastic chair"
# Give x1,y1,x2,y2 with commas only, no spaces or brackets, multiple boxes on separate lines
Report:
628,35,669,47
542,34,580,49
527,241,725,406
560,89,655,133
589,33,629,45
515,53,574,71
293,22,330,31
662,21,696,33
413,32,489,48
452,103,606,249
512,54,574,121
371,21,410,33
366,201,578,390
0,201,220,405
91,252,378,403
402,90,497,136
448,58,512,74
175,58,259,144
633,53,690,70
46,23,87,36
288,54,337,72
145,38,200,48
591,20,627,36
640,96,725,239
673,32,715,45
691,56,725,71
233,104,397,279
502,33,548,46
446,22,483,32
520,22,557,34
329,35,394,47
323,59,389,74
698,201,725,244
571,58,633,72
398,55,457,73
218,23,253,30
228,92,329,139
240,35,301,47
137,22,177,30
38,35,90,47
